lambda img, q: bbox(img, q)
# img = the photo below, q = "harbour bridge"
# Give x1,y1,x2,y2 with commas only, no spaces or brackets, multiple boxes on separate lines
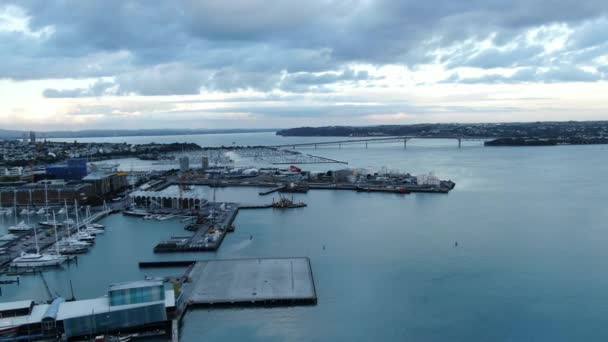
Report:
270,136,493,149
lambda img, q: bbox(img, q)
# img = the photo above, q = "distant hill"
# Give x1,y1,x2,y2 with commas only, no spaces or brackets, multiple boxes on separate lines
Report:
276,121,608,139
0,128,276,140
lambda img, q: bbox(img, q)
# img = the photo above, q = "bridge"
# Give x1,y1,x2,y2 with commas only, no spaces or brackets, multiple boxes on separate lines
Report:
271,136,492,149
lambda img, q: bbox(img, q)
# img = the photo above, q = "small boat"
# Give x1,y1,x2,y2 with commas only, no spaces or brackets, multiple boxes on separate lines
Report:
19,209,30,216
8,221,33,232
58,238,91,248
11,251,66,267
63,218,75,225
84,227,104,235
88,223,105,229
36,208,46,215
39,220,64,228
0,233,17,241
57,208,66,215
58,245,88,255
74,231,95,242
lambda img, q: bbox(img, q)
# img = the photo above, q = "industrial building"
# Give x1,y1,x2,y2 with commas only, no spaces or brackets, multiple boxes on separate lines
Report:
0,281,174,341
82,172,128,196
45,158,88,181
0,181,94,206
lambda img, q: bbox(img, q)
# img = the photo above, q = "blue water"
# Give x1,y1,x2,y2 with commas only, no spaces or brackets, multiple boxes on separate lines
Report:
4,133,608,341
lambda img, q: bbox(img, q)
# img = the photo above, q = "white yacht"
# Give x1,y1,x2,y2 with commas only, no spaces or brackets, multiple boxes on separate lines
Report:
0,233,17,241
39,220,64,228
8,221,33,232
84,226,104,235
73,231,95,242
58,238,91,247
11,223,66,268
11,251,66,267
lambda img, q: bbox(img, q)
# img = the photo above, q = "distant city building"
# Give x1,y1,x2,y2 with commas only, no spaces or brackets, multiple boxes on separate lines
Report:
83,171,128,195
29,131,36,144
45,158,88,181
201,156,209,170
179,156,190,172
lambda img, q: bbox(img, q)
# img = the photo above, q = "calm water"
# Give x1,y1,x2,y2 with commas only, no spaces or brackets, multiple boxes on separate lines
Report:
4,132,608,341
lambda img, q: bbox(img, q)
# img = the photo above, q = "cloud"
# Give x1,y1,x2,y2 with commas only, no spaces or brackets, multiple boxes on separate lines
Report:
2,0,608,87
444,65,603,84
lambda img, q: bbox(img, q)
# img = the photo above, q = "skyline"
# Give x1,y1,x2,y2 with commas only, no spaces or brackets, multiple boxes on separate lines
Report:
1,1,608,130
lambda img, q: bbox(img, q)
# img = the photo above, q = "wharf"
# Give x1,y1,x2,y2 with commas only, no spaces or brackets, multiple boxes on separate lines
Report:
180,258,317,308
153,203,239,253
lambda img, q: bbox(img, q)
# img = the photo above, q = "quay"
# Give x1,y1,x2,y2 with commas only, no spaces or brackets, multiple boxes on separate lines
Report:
179,258,317,308
153,203,239,253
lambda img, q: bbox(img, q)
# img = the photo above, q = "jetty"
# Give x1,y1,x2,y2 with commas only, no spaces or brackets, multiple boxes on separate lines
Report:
171,258,317,309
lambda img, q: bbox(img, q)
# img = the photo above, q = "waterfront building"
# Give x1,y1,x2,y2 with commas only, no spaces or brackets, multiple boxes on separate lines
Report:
82,172,128,195
0,281,175,340
0,182,93,206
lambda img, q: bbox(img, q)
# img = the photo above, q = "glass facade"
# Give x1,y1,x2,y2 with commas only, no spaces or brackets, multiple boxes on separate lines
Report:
109,284,165,306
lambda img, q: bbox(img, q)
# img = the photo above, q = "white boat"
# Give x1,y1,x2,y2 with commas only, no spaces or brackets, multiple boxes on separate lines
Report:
11,221,66,268
0,233,17,241
8,221,33,232
63,218,75,225
88,223,105,229
58,238,91,247
84,227,104,235
36,208,46,215
10,251,66,267
39,220,64,228
73,231,95,242
57,208,65,215
19,209,30,216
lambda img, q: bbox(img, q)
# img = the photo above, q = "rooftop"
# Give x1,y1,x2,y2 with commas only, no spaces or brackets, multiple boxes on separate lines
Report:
109,280,164,292
83,172,115,181
0,300,33,313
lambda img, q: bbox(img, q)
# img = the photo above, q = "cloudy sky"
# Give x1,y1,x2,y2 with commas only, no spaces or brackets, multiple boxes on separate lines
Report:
1,0,608,131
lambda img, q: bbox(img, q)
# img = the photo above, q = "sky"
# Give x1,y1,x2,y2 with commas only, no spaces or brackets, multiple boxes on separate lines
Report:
1,0,608,131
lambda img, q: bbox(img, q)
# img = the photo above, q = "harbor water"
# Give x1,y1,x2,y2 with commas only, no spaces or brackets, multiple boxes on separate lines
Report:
3,133,608,341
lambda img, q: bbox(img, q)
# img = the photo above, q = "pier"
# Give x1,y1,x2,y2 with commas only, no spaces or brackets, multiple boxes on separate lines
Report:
153,203,239,253
180,258,317,308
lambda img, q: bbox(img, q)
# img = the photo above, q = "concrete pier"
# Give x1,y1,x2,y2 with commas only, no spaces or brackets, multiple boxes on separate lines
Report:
182,258,317,308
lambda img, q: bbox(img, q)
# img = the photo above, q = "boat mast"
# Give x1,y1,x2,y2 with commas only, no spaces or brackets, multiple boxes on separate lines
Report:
52,211,59,255
74,199,80,232
33,216,40,255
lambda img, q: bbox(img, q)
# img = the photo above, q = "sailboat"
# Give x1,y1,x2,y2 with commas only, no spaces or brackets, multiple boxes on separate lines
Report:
72,201,95,242
11,218,66,268
54,212,89,255
8,221,33,232
85,207,105,229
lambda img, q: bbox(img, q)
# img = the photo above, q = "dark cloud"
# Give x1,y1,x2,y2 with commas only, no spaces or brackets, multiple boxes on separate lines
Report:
2,0,608,93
